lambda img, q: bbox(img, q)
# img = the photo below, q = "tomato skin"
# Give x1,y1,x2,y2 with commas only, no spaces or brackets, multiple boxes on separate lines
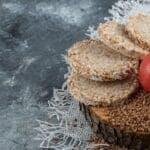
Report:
139,54,150,92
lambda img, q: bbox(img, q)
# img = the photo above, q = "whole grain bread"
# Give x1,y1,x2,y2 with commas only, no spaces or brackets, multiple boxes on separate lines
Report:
98,21,149,59
67,72,139,106
68,39,139,81
125,14,150,51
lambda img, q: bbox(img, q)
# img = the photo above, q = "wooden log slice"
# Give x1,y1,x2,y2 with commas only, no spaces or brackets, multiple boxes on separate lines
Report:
79,89,150,149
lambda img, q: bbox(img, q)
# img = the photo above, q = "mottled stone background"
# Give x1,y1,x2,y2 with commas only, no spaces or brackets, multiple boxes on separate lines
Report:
0,0,117,149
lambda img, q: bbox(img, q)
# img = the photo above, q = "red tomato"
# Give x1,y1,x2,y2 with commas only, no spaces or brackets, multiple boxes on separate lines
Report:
139,54,150,92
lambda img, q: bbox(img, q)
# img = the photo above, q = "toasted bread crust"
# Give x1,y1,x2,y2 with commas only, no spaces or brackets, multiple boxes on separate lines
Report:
98,21,149,59
68,39,139,81
125,14,150,51
67,72,139,106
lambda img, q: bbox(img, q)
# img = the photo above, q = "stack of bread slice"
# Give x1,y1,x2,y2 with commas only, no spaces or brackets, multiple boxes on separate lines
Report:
67,14,150,149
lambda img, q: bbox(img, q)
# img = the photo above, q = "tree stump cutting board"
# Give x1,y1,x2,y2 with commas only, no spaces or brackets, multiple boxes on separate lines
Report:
79,90,150,149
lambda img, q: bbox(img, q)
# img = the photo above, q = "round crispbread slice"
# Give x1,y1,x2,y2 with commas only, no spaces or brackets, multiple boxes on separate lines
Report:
68,39,139,81
125,14,150,51
67,72,139,106
79,89,150,149
98,21,149,59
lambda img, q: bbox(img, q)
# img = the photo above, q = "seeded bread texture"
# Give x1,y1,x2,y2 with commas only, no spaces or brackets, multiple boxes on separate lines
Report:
68,39,139,81
67,72,139,106
98,21,149,59
126,14,150,51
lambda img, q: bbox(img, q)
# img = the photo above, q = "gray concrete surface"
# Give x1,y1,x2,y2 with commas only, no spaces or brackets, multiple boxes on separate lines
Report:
0,0,117,149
